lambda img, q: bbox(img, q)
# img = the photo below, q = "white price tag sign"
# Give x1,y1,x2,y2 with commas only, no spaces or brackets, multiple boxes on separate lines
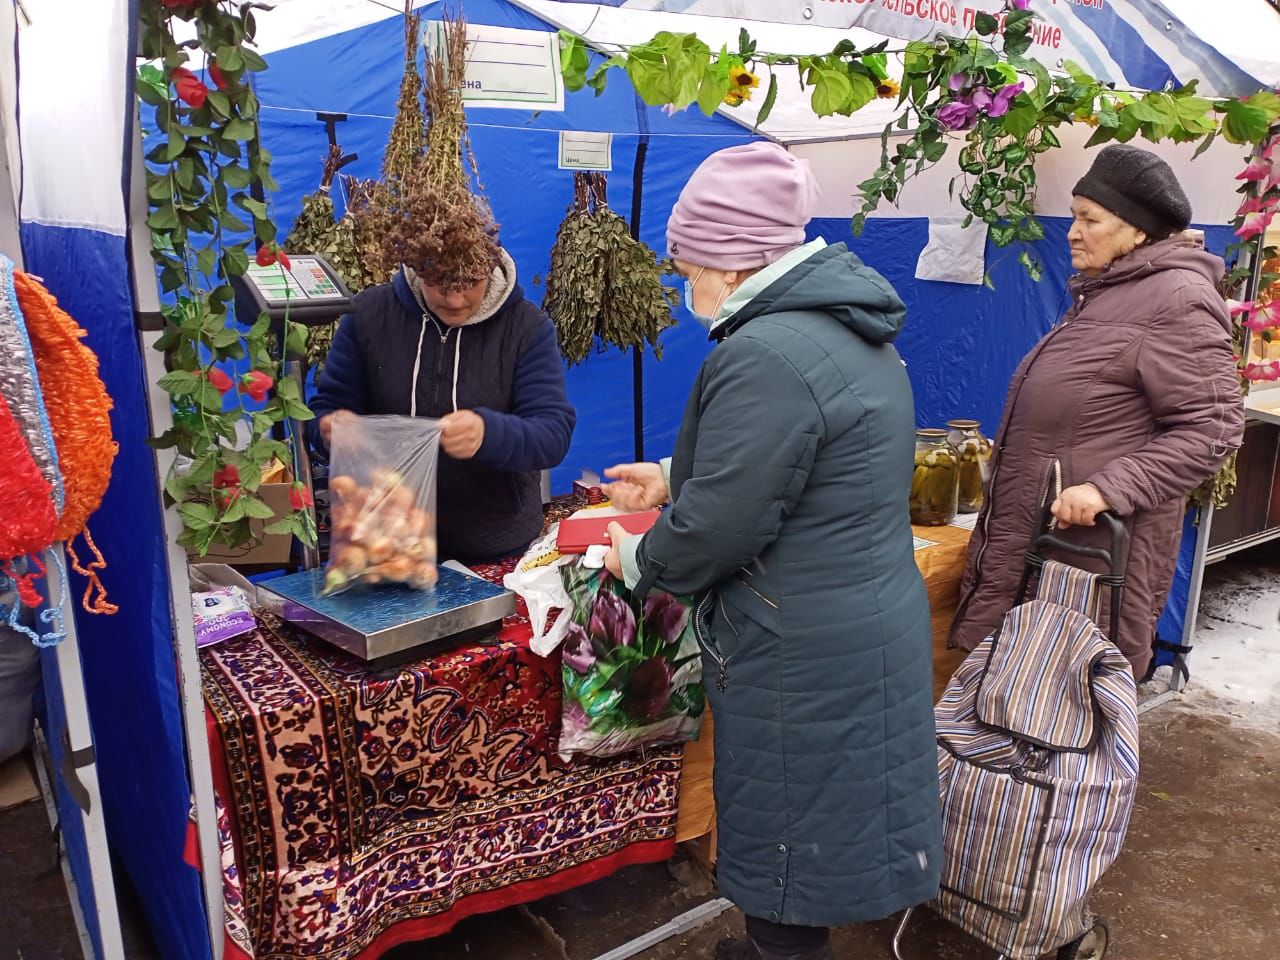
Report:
426,21,564,112
558,131,613,171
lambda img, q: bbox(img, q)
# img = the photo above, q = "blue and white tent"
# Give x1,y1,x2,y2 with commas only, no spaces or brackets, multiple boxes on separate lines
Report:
2,0,1276,957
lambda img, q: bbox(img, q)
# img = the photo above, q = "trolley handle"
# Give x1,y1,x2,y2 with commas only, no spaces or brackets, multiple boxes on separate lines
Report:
1030,510,1128,579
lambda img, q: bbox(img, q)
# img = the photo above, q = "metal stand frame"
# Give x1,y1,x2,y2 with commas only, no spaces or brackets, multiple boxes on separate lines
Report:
126,107,224,960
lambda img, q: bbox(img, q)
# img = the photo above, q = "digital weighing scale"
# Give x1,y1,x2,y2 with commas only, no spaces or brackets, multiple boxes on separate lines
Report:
229,254,355,570
260,565,517,665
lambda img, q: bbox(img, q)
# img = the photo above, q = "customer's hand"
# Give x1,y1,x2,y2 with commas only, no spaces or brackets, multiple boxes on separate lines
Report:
319,410,355,445
440,410,486,460
604,522,627,579
602,462,669,512
1052,483,1110,529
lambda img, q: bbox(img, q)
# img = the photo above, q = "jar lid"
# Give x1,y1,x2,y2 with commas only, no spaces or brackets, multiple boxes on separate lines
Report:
946,419,980,429
916,428,948,439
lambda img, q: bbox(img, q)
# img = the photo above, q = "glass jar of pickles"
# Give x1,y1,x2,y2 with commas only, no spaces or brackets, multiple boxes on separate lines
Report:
910,429,960,526
946,419,992,514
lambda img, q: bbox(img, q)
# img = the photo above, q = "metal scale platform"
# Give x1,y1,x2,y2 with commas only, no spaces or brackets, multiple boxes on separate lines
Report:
260,565,516,665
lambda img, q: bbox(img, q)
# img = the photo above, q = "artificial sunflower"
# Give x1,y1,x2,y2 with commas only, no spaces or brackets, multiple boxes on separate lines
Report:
876,79,901,100
725,64,760,103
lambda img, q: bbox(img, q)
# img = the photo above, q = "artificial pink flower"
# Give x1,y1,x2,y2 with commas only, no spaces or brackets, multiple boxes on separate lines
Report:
1245,360,1280,382
948,72,969,92
1244,301,1280,331
1237,156,1273,182
937,100,978,131
1236,197,1275,239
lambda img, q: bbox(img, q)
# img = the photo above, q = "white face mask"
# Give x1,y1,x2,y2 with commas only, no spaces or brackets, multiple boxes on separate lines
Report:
683,268,729,330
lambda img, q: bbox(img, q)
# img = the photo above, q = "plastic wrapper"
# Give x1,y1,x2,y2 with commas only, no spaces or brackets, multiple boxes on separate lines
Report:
192,587,257,648
323,415,441,596
556,564,704,761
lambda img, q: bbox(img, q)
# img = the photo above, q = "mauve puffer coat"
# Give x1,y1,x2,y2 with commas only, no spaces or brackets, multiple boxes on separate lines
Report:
949,237,1245,679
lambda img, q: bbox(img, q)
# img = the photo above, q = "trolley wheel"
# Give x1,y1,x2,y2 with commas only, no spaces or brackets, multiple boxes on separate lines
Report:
1056,917,1110,960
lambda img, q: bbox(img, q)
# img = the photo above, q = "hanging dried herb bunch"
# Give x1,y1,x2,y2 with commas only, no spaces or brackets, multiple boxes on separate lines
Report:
351,8,496,290
383,0,427,184
355,156,499,291
543,172,678,365
424,8,483,196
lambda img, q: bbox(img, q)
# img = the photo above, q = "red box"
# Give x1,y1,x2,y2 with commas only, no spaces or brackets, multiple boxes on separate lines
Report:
556,510,661,555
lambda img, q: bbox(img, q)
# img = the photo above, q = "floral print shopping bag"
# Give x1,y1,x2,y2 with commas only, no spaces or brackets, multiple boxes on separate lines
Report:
557,564,704,760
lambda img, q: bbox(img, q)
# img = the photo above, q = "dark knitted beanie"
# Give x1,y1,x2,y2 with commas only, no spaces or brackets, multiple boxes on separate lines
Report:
1073,144,1193,239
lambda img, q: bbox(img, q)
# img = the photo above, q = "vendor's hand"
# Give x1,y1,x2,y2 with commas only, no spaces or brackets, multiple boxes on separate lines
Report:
440,410,485,460
602,462,669,512
604,522,627,579
319,410,355,445
1051,483,1111,529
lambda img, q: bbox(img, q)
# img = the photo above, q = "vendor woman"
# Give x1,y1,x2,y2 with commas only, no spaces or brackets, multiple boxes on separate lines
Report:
309,206,576,564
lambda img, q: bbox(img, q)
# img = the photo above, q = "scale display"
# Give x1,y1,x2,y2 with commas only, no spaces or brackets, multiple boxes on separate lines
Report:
231,252,355,330
245,257,347,303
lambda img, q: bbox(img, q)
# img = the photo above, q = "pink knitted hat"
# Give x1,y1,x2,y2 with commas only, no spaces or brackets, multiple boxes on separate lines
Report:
667,142,820,271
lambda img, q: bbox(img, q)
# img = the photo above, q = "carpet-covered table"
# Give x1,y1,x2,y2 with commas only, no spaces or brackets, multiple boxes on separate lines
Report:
201,557,683,960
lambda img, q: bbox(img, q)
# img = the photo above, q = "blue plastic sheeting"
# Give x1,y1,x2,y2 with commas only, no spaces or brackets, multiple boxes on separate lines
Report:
1155,507,1203,665
20,223,212,960
257,0,755,492
35,644,103,959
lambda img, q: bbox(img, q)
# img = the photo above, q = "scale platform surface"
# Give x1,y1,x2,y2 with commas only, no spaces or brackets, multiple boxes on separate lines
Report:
261,565,516,663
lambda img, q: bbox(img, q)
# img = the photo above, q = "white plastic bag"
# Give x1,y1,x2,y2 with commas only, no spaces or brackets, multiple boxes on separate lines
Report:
503,528,574,656
324,414,441,596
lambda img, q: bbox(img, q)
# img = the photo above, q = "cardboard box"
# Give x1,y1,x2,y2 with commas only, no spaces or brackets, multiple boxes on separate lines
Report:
191,481,296,567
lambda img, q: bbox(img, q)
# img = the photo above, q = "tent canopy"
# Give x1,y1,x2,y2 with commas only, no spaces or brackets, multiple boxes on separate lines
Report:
3,1,1271,958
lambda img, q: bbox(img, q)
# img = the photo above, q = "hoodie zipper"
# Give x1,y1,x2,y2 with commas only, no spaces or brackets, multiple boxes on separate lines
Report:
427,313,451,413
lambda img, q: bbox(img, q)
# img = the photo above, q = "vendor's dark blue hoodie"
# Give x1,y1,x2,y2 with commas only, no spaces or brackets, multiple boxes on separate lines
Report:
309,252,576,562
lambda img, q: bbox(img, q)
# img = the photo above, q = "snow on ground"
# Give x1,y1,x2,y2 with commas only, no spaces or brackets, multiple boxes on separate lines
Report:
1175,558,1280,732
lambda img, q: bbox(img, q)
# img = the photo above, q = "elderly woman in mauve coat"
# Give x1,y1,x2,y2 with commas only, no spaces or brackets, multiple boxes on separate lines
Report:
950,144,1246,680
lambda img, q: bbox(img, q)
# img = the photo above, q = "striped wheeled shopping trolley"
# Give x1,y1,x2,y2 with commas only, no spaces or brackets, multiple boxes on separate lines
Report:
895,512,1139,960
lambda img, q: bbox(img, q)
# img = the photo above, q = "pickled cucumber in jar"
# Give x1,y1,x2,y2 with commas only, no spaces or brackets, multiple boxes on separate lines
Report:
946,419,992,514
910,429,960,525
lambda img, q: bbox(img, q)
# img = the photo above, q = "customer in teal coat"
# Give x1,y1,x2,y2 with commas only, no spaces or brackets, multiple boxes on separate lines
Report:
602,142,941,960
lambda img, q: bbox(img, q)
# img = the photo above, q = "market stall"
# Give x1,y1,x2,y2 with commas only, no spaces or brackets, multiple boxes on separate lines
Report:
197,510,971,958
5,1,1280,959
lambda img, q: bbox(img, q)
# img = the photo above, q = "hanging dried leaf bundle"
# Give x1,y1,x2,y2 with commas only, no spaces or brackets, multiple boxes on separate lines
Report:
543,172,678,365
284,146,365,376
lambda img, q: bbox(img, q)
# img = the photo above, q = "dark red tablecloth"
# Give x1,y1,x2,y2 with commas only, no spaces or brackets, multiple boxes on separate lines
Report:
199,559,682,960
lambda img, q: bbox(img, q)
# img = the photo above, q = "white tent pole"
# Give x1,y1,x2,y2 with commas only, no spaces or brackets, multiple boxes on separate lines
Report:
124,103,224,960
48,553,128,960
